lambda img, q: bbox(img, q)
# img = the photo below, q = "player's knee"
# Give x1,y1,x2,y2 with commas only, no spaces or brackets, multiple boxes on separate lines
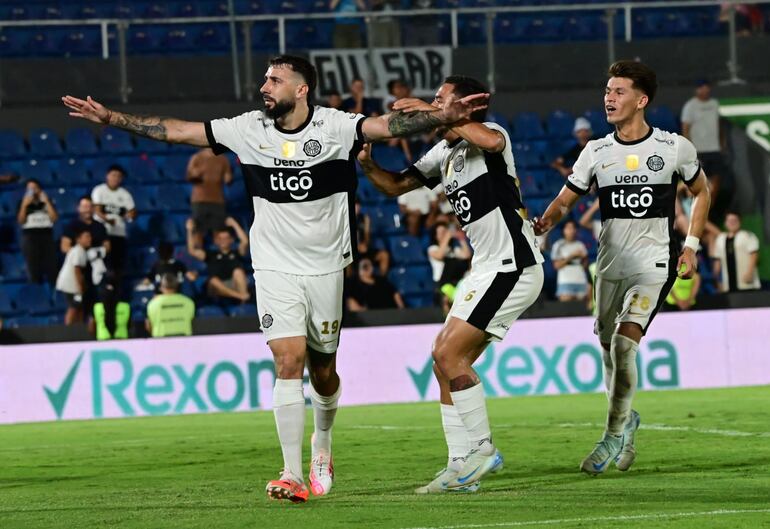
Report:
272,350,305,378
432,361,447,382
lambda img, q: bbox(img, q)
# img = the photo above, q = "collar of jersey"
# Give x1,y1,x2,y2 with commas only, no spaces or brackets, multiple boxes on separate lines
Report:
274,105,315,135
613,125,653,146
446,137,464,149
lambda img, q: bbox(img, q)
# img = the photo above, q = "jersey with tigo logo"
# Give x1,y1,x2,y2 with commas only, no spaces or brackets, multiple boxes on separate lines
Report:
411,122,543,273
205,106,365,275
567,127,700,281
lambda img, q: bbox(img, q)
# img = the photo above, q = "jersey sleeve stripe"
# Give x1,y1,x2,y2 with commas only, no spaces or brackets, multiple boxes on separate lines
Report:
565,179,589,195
355,116,366,142
204,121,229,155
683,162,701,186
406,164,441,189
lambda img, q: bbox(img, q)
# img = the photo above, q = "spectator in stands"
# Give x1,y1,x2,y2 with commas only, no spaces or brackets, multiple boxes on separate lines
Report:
326,90,344,110
90,279,130,340
17,179,59,284
186,147,233,247
719,3,765,35
398,186,438,236
346,257,404,311
92,165,136,276
142,241,197,291
55,228,91,325
61,196,110,312
551,117,593,178
146,272,195,337
551,220,589,302
186,217,250,302
355,199,390,275
342,78,382,117
712,211,760,292
370,0,402,47
428,220,471,311
681,79,728,220
665,272,701,311
330,0,365,48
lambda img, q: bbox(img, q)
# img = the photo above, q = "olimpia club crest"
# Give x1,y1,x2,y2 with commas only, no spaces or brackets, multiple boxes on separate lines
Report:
303,139,322,157
646,155,664,172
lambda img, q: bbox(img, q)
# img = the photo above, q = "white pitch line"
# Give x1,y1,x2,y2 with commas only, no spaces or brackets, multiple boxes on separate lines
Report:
401,508,770,529
557,422,770,438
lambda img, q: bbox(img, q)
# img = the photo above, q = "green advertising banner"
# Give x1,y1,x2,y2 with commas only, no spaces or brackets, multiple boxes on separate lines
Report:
719,97,770,152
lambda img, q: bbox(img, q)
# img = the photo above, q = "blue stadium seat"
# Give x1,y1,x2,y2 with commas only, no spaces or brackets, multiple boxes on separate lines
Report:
512,142,542,169
128,245,159,273
19,159,56,186
128,156,162,184
27,30,62,57
229,304,257,317
403,292,434,308
0,129,27,158
16,283,53,315
388,235,427,265
518,172,544,199
371,144,409,173
130,288,154,312
173,2,200,17
0,221,17,250
3,316,51,328
0,252,26,281
156,184,190,212
388,265,434,295
134,136,170,154
0,287,16,315
0,190,23,220
647,106,678,133
562,13,606,40
196,24,230,52
156,153,190,181
458,15,487,46
357,176,386,205
163,27,196,53
198,305,226,318
58,158,93,186
100,127,134,154
512,112,546,140
28,128,63,157
366,203,403,235
61,27,101,56
127,25,166,53
129,185,159,212
50,186,89,217
66,128,100,155
546,110,575,139
143,3,169,18
127,213,157,246
583,109,612,137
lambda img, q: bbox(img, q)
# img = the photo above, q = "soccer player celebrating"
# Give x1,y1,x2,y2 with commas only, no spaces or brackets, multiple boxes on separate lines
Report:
357,76,544,493
533,61,711,475
62,56,488,503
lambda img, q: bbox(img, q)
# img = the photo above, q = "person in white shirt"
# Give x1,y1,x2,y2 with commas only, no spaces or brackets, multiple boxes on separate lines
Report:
551,220,589,301
91,165,136,276
16,179,59,284
712,211,761,292
55,228,92,325
398,186,438,236
535,60,711,476
62,54,487,502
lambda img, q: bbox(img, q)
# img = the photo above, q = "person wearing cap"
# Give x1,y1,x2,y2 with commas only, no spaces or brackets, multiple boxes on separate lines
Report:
681,79,727,220
551,117,593,178
145,272,196,338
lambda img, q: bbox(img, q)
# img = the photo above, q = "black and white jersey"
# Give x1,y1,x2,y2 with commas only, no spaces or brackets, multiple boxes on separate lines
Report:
567,127,700,280
411,122,543,273
206,106,364,275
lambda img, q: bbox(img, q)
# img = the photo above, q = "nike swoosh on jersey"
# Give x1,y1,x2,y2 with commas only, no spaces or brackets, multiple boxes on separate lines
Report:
601,162,618,169
259,144,273,150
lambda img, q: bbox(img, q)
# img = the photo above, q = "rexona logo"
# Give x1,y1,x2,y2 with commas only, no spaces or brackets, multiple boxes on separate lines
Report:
44,350,279,419
610,186,654,218
270,170,313,200
407,340,679,399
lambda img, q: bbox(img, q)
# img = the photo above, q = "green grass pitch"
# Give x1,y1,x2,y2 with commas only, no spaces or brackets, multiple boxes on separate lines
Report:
3,386,770,529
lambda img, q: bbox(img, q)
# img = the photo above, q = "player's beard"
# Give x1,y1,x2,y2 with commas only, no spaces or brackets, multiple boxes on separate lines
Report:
264,98,295,120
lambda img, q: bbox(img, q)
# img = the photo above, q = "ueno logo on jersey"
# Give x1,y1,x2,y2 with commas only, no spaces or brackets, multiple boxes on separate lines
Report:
450,189,472,222
611,186,654,217
273,158,305,167
270,170,313,200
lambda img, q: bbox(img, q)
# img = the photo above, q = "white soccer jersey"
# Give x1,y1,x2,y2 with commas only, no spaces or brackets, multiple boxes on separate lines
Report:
206,106,365,275
412,122,543,273
567,127,701,281
91,184,135,238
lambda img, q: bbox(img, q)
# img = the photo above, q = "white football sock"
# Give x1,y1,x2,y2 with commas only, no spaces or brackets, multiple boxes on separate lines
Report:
441,404,470,471
601,345,613,402
309,382,341,455
272,378,305,481
450,383,494,455
606,334,639,436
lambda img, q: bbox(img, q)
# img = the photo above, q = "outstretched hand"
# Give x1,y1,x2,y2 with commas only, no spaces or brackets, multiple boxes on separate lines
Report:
61,95,111,125
392,98,436,114
438,92,490,124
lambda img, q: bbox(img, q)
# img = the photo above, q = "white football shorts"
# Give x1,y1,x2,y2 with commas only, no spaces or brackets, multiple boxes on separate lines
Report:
254,269,344,354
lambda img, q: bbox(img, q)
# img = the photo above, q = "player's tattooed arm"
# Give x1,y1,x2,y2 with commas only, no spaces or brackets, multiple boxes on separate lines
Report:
356,143,423,197
61,95,208,146
386,110,444,138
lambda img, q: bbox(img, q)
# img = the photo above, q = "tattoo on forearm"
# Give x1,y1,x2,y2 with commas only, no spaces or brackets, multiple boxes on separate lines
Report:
388,110,442,138
112,112,169,141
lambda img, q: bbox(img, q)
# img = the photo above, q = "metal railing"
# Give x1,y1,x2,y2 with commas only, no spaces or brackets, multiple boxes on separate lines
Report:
0,0,766,105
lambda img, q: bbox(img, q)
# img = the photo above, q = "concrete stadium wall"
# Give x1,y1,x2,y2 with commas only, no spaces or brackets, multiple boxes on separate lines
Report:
1,307,769,424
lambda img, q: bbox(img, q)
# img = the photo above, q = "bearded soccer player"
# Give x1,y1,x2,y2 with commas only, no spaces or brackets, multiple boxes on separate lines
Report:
358,76,544,493
62,55,488,502
534,61,710,475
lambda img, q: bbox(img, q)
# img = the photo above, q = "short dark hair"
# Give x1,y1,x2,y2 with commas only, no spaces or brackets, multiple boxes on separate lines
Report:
443,75,488,122
608,60,658,106
79,195,92,202
26,178,41,187
107,164,127,178
725,210,741,219
387,79,407,93
563,219,578,231
268,55,317,94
